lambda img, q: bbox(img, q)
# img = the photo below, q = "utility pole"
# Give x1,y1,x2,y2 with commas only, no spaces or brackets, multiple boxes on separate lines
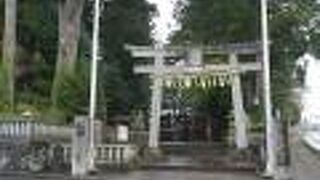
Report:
261,0,277,177
88,0,102,172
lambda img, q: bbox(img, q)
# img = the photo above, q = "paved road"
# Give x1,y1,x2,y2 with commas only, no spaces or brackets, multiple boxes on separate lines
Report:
0,171,260,180
291,128,320,180
103,171,259,180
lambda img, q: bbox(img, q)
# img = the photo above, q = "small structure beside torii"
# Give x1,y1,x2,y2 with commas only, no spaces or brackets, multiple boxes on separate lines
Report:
126,42,262,150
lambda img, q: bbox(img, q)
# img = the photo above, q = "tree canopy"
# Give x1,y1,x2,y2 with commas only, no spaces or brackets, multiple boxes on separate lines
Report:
0,0,155,121
1,0,318,123
90,0,155,117
171,0,319,117
171,0,260,44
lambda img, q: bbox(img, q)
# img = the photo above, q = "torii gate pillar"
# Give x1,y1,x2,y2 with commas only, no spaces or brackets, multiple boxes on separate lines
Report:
230,53,248,149
148,46,164,149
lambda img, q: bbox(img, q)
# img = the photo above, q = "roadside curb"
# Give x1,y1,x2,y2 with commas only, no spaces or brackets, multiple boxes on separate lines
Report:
0,171,104,180
0,167,257,179
140,165,256,174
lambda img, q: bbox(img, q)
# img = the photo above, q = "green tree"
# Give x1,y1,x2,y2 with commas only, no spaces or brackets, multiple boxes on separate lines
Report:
0,1,4,45
0,0,155,121
16,0,58,108
51,0,86,107
171,0,319,166
1,0,17,111
0,0,87,118
84,0,155,117
171,0,260,44
269,0,318,111
54,61,89,121
172,0,318,114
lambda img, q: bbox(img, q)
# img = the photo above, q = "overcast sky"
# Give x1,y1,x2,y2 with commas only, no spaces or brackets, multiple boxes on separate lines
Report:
147,0,179,43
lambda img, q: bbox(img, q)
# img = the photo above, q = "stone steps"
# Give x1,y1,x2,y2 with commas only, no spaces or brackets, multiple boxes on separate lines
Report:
142,156,256,172
160,142,229,154
142,143,256,172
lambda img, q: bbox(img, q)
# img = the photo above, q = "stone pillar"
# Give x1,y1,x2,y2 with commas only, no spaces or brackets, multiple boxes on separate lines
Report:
255,53,263,106
230,54,249,149
148,46,164,148
72,116,89,176
94,120,103,144
188,47,203,66
117,124,129,142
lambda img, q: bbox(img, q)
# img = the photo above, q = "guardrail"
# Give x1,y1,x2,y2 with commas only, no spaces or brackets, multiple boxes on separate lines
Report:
0,121,72,141
60,144,138,166
96,144,138,165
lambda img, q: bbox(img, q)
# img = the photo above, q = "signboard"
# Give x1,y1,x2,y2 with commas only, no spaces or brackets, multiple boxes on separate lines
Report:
117,125,129,142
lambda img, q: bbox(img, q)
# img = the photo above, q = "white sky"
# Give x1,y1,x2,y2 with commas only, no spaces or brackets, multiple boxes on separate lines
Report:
147,0,179,44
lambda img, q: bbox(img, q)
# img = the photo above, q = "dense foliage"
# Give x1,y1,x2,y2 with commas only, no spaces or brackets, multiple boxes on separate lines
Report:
172,0,260,44
269,0,318,107
88,0,155,117
0,0,155,121
1,0,319,124
16,0,58,108
171,0,319,120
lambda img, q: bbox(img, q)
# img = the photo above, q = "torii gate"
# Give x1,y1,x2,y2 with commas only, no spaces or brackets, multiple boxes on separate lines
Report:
126,42,262,150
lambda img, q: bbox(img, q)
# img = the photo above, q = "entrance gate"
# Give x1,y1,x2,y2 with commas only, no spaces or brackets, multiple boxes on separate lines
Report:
126,42,262,150
160,86,232,143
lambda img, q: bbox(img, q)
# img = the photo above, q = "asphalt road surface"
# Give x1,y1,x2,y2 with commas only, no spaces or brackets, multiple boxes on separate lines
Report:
0,171,260,180
291,127,320,180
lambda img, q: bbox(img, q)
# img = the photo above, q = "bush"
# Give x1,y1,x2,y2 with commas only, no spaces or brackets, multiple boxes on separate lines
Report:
53,61,89,122
0,62,9,106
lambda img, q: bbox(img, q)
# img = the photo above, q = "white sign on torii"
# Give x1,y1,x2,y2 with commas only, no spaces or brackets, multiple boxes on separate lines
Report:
126,42,262,150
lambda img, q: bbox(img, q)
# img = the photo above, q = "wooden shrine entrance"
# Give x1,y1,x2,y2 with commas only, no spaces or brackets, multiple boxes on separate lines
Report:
126,42,262,150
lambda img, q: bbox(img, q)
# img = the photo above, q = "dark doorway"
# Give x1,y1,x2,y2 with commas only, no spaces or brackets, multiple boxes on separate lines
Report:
160,86,232,143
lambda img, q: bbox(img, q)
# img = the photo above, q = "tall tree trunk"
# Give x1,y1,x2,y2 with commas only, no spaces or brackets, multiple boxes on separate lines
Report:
2,0,17,111
51,0,85,106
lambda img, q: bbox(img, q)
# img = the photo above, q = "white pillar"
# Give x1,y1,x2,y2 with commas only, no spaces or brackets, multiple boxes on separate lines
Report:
148,46,164,148
88,0,102,171
72,116,89,176
230,53,248,149
261,0,276,177
149,76,163,148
